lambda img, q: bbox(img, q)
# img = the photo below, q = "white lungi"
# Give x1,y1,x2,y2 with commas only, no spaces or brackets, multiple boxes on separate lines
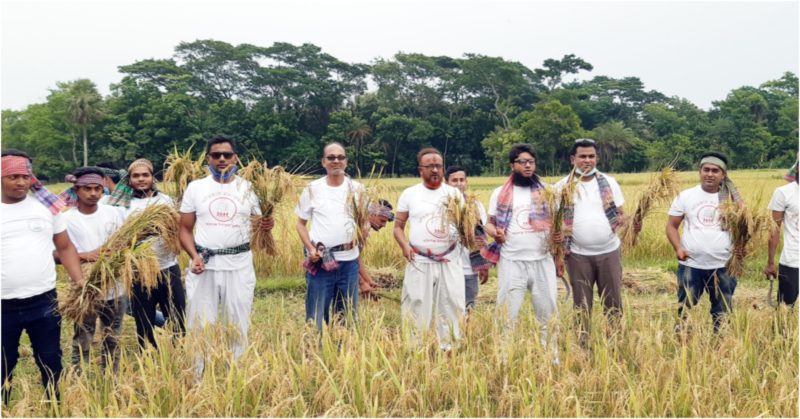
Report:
186,262,257,368
401,260,465,350
497,257,558,350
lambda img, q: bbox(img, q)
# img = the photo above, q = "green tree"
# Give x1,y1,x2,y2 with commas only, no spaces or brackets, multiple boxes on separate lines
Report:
62,79,104,166
516,100,584,174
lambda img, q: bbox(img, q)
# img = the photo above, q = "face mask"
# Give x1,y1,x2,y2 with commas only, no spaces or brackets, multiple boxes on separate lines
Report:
576,167,597,177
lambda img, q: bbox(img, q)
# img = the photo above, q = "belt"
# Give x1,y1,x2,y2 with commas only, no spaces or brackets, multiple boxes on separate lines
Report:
195,242,251,264
411,242,458,263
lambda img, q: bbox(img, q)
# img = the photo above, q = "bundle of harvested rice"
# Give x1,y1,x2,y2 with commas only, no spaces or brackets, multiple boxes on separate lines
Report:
239,160,295,255
443,192,481,249
721,200,770,278
544,169,578,262
347,166,389,248
59,205,181,324
620,166,680,252
369,266,402,289
163,145,207,206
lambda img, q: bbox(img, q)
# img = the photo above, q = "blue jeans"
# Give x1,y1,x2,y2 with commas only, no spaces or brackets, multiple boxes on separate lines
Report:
677,265,737,330
305,259,360,331
2,289,62,404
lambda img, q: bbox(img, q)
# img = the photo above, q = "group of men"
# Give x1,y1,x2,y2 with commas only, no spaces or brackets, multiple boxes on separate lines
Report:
1,135,797,404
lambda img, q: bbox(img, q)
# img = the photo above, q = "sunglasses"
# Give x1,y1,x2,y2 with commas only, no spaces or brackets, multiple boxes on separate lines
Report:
209,152,235,159
325,155,347,161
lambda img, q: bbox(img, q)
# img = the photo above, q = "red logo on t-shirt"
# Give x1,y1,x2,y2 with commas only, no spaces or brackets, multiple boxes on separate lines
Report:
209,197,238,222
695,204,719,227
513,205,534,231
425,215,449,239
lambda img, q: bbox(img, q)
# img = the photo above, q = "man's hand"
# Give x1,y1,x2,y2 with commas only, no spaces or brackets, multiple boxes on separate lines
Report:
633,220,642,235
551,231,564,245
675,247,689,261
307,247,321,263
493,229,506,245
555,259,565,278
81,250,100,263
734,247,747,259
259,216,274,231
764,263,778,280
402,244,415,262
478,269,489,285
190,255,205,274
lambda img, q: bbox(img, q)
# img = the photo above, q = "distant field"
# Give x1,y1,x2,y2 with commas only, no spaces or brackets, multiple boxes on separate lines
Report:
6,169,797,417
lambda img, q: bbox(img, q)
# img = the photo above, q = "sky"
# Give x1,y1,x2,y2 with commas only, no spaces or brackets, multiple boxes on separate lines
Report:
1,0,798,111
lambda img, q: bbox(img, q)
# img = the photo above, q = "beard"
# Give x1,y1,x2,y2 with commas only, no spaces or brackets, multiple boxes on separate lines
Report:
511,171,535,187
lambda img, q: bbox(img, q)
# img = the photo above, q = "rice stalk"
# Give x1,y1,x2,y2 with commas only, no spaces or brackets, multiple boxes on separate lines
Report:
620,166,681,253
443,192,480,249
544,168,578,262
239,160,296,255
59,205,181,324
163,145,207,207
347,166,388,249
721,198,771,278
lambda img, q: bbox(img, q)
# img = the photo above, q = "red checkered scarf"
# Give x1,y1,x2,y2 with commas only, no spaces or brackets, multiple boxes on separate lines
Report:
1,155,65,214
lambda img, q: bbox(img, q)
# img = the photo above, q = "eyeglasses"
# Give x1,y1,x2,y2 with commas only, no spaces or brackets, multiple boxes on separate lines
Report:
209,152,235,159
574,138,596,144
420,164,443,171
514,159,536,166
325,155,347,161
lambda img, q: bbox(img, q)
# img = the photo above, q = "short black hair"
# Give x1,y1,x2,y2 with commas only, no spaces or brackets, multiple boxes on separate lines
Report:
206,135,237,154
96,161,117,170
508,143,538,163
1,149,32,161
416,147,442,164
700,151,729,166
377,198,393,210
72,166,105,179
569,138,598,157
445,165,467,181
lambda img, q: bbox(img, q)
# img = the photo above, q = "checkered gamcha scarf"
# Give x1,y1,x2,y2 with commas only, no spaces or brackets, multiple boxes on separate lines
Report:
1,155,65,215
562,172,623,252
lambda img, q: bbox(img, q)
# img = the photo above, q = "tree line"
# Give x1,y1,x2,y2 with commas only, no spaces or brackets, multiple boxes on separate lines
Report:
2,39,797,181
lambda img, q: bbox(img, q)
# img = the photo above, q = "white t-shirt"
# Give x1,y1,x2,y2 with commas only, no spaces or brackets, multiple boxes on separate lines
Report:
768,182,799,268
126,192,178,269
397,183,461,264
1,197,66,300
668,185,732,270
488,185,551,261
63,204,126,299
180,176,260,271
459,200,488,275
295,177,362,262
554,174,624,256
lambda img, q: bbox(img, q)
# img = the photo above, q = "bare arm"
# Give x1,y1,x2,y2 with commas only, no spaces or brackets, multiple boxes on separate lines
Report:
393,211,414,262
666,215,688,261
53,231,84,285
485,216,505,244
180,212,204,274
766,210,784,278
296,218,320,262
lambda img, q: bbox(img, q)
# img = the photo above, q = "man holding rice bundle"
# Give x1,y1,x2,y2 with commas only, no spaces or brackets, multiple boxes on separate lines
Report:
358,199,395,300
179,135,272,373
394,147,465,351
58,166,127,373
296,143,364,331
482,144,560,361
765,160,798,307
445,165,489,312
555,138,626,346
2,150,83,403
666,152,743,332
108,158,186,348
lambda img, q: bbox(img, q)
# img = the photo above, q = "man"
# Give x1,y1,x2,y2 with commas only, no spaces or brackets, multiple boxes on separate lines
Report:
59,166,127,373
394,147,464,351
445,165,489,311
108,158,186,348
2,150,83,404
555,138,626,344
666,152,743,331
296,143,364,331
358,199,395,299
482,145,560,359
765,160,798,307
96,162,124,205
179,135,272,372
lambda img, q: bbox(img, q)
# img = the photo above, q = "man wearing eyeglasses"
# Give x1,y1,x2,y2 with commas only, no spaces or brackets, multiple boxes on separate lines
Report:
179,135,273,374
394,147,464,351
555,138,626,347
296,143,365,331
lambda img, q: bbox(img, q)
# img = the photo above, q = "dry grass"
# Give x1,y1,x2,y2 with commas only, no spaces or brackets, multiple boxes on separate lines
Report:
239,160,295,255
620,166,681,253
162,146,207,207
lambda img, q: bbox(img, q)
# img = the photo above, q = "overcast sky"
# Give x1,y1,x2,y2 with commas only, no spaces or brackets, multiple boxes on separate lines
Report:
2,0,797,111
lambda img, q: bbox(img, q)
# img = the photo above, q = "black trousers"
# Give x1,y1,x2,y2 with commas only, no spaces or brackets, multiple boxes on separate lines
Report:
778,264,799,306
1,289,62,404
130,265,186,349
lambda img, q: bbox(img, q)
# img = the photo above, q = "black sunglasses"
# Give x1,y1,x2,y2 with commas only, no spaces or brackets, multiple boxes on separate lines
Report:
325,155,347,161
209,152,235,159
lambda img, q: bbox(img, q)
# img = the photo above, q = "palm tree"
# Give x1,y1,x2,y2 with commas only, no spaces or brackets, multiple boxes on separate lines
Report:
346,117,372,176
66,80,103,166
